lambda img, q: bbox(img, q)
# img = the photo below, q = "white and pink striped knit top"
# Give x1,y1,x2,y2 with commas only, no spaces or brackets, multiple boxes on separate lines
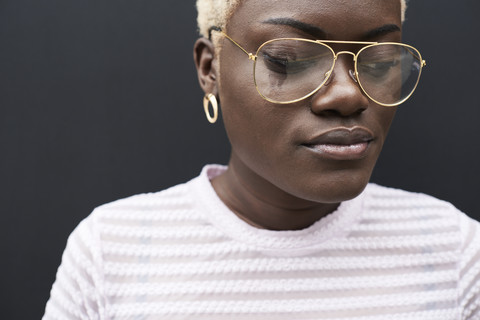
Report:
43,165,480,320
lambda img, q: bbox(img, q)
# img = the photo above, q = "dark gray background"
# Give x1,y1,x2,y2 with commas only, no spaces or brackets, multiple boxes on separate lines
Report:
1,0,479,319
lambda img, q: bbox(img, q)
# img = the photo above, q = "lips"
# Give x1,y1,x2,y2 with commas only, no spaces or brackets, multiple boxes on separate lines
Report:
302,127,374,160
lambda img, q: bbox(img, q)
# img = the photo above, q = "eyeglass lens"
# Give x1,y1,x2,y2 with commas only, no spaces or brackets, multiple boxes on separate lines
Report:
253,39,422,105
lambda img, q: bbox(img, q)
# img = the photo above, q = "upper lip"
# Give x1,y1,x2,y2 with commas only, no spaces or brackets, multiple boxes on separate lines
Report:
303,127,374,146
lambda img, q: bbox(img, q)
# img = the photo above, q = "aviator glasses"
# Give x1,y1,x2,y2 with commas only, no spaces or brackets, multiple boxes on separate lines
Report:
218,31,426,106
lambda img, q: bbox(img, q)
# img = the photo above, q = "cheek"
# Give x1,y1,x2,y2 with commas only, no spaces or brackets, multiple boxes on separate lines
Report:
218,64,297,177
217,46,255,101
218,53,273,151
221,92,282,159
377,107,397,138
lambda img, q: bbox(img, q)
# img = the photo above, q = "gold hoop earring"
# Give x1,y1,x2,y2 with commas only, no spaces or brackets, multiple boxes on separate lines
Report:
203,93,218,124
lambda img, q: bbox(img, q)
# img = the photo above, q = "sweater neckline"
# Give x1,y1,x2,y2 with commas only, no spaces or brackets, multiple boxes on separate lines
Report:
190,164,367,252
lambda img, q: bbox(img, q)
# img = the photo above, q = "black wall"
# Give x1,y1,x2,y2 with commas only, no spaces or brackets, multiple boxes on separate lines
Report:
1,1,479,318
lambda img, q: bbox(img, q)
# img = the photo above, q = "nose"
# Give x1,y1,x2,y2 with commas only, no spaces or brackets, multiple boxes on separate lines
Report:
310,55,369,117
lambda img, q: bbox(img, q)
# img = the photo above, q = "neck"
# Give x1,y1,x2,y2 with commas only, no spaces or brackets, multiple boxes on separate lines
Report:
211,156,340,231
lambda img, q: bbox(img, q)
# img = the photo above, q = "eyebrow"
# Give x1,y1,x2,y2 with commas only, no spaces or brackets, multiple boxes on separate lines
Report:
262,17,400,40
361,24,401,40
263,18,328,39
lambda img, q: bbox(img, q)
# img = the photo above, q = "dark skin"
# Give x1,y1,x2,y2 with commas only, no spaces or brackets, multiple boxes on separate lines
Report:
194,0,401,230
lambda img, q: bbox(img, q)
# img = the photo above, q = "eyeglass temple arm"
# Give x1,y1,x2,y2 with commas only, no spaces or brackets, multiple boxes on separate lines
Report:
403,47,427,67
208,27,256,61
221,32,257,61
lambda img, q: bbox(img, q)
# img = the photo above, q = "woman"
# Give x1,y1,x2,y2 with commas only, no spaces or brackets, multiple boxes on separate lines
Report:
43,0,480,319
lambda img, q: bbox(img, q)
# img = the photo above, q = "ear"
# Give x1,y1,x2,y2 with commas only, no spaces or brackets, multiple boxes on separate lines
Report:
193,37,218,96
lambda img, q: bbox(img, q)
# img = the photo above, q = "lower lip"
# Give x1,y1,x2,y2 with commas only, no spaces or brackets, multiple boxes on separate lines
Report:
304,142,370,160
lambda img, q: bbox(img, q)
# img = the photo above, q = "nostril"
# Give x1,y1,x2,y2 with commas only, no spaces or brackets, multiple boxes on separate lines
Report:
353,106,367,116
314,107,366,118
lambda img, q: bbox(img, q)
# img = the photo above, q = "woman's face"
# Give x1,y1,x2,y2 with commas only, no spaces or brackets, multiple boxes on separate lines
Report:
216,0,401,204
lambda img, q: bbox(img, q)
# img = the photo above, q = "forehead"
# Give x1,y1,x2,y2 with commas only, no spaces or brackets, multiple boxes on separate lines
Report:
226,0,401,40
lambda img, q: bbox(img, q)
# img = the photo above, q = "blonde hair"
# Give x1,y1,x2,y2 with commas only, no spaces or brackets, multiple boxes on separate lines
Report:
196,0,408,38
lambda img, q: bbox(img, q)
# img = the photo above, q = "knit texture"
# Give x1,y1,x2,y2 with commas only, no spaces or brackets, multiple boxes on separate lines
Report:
43,165,480,320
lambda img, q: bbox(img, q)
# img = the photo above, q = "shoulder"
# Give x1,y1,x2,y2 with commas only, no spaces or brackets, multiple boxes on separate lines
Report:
360,183,480,265
362,184,480,318
67,164,226,251
85,164,225,227
82,179,202,233
364,183,466,216
362,183,480,242
95,181,192,215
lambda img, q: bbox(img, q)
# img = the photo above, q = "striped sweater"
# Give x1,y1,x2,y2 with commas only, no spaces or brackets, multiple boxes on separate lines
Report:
43,165,480,320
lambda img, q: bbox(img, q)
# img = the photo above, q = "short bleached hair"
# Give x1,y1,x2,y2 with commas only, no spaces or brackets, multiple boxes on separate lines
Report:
196,0,408,38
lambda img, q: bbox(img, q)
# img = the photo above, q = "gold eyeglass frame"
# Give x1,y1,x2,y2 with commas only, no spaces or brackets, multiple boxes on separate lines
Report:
217,30,426,107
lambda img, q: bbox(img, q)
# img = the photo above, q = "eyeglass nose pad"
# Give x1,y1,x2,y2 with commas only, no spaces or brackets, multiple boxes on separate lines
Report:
324,70,333,86
348,69,358,83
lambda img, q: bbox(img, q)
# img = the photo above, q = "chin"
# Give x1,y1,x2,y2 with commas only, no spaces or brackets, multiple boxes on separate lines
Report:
284,167,373,204
320,181,370,203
